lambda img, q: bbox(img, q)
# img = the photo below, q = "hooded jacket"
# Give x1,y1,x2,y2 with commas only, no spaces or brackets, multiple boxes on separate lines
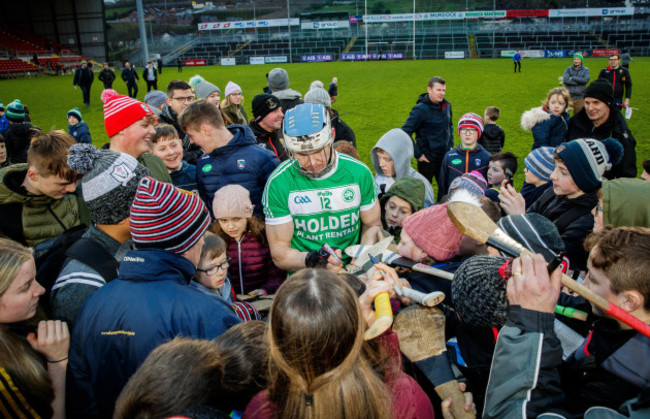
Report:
371,128,434,207
271,88,303,111
521,106,570,150
196,125,280,217
67,248,241,418
0,164,80,247
401,93,454,163
527,188,598,270
379,176,425,242
170,160,197,192
68,121,91,144
437,144,490,201
563,64,590,98
566,106,637,178
601,178,650,228
3,122,39,164
249,119,287,161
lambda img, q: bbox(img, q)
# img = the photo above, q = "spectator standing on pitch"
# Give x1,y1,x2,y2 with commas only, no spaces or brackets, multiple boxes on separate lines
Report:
51,144,152,330
66,176,241,418
328,76,338,104
179,99,279,217
620,49,632,69
177,57,183,72
66,107,91,144
249,93,287,161
521,87,570,150
562,53,590,115
598,53,632,108
2,100,40,164
98,63,116,89
480,106,505,153
401,76,453,186
142,61,158,92
101,89,171,182
267,68,302,111
73,61,94,107
566,78,637,178
262,103,381,272
304,87,356,147
121,61,139,99
513,50,522,73
159,80,203,164
157,57,163,74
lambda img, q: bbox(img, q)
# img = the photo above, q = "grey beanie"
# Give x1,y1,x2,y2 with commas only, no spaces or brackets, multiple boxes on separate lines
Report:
452,256,510,329
67,143,152,224
189,75,220,99
144,90,167,108
267,68,290,91
304,87,331,108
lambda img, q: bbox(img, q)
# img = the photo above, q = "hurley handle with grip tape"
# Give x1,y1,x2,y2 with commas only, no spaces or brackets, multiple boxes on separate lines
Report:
518,247,650,338
364,291,393,340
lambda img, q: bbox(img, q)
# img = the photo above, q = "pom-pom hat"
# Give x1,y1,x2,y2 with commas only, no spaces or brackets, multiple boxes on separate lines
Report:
6,100,26,122
457,113,484,138
449,170,487,196
67,143,152,224
67,107,83,122
102,89,154,137
212,185,254,219
189,75,220,99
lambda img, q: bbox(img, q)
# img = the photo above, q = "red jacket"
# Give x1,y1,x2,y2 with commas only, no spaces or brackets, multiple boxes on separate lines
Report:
226,232,286,295
243,332,435,419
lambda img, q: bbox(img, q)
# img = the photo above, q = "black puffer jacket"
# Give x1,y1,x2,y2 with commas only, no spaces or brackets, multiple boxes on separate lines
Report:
527,188,598,270
331,109,356,147
3,123,40,164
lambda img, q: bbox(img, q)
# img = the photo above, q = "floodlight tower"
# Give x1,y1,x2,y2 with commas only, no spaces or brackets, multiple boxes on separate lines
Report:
136,0,149,66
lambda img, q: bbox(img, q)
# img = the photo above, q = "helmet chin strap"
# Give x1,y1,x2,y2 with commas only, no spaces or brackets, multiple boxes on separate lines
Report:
295,144,335,179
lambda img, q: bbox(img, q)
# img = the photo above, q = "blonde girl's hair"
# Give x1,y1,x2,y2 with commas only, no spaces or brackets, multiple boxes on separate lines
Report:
0,238,54,416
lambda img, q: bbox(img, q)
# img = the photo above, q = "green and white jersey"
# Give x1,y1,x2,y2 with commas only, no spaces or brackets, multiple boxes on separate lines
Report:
263,152,377,258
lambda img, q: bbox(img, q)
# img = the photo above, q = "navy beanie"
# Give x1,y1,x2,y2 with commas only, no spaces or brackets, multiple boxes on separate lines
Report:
556,138,623,193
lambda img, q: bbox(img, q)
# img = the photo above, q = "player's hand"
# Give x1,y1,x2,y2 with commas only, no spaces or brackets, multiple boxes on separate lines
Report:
418,155,430,163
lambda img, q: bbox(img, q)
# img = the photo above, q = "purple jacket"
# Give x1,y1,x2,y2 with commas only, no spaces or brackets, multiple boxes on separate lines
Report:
226,232,286,295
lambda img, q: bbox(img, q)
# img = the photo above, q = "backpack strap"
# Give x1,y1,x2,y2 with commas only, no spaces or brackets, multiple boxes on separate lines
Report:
65,238,120,282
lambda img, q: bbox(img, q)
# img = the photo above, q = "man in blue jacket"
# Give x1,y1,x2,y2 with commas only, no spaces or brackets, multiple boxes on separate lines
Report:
179,99,280,217
401,76,453,187
66,176,241,419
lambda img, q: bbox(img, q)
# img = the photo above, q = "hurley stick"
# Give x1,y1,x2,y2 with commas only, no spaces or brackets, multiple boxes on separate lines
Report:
345,245,455,280
393,306,475,419
447,201,650,338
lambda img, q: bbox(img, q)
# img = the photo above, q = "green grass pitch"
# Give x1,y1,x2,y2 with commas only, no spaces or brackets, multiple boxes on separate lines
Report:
1,57,647,190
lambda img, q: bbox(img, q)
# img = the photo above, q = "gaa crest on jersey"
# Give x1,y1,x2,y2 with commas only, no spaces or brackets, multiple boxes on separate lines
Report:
237,159,246,169
475,158,481,166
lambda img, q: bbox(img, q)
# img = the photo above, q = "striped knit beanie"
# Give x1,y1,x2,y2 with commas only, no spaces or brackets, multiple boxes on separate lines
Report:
497,214,565,263
556,138,623,193
458,113,484,138
67,107,83,122
68,144,152,224
101,89,154,137
402,203,463,261
524,147,555,182
130,176,211,254
6,100,26,122
449,170,487,196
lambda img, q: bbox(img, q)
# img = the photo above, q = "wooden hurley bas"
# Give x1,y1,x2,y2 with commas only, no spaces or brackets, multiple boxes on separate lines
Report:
447,201,650,338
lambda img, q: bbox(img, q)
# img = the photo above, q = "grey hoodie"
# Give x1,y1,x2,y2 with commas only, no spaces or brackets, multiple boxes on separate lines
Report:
371,128,435,207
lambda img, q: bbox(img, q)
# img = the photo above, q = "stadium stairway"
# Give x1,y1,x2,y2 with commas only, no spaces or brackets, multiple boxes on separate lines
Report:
468,34,478,59
342,37,357,55
230,41,251,58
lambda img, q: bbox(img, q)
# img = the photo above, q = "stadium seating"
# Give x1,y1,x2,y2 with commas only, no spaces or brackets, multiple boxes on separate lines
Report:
0,58,43,76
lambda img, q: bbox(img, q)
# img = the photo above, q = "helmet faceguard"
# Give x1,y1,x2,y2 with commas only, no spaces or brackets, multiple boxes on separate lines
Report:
283,103,335,178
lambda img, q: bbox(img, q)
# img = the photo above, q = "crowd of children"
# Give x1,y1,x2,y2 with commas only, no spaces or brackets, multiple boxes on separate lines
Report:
0,66,649,419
